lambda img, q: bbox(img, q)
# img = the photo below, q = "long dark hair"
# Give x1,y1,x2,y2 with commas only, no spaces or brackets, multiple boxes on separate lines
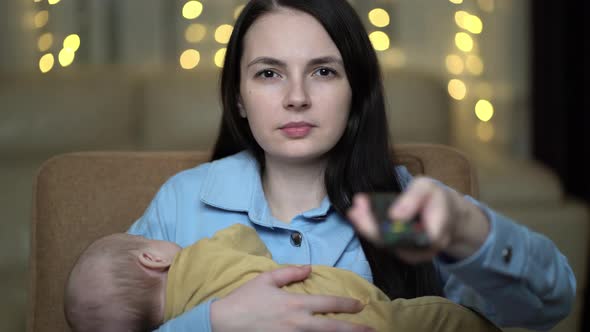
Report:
211,0,442,300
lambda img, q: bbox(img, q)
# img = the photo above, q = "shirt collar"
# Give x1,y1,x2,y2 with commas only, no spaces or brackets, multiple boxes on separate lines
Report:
200,150,332,223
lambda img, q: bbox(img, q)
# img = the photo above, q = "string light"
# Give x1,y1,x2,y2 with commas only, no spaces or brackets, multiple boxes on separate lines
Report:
445,54,464,75
183,1,203,20
34,10,49,29
368,8,390,28
455,32,474,52
449,0,463,4
185,24,207,43
63,34,81,52
214,48,227,68
180,49,201,69
214,24,233,44
37,32,53,52
39,53,54,73
476,122,495,142
448,79,467,100
48,0,61,5
466,55,484,75
369,31,390,51
58,48,75,67
475,99,494,121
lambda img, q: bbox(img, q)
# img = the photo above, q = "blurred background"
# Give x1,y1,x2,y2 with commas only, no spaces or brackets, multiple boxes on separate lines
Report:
0,0,588,331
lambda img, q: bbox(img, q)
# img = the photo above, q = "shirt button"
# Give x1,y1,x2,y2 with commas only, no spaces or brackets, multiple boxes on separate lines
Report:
290,231,303,247
502,246,512,264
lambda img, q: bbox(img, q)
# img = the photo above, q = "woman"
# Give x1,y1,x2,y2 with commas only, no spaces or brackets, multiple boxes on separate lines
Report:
128,0,575,331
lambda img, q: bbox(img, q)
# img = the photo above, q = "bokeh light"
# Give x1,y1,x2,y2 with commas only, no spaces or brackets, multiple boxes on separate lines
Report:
185,23,207,43
466,55,484,75
369,31,390,51
214,48,227,68
182,1,203,20
39,53,54,73
37,33,53,52
214,24,233,44
455,32,474,52
180,49,201,69
63,34,81,52
448,79,467,100
476,121,495,142
368,8,390,28
475,99,494,121
34,10,49,28
58,48,75,67
445,54,464,75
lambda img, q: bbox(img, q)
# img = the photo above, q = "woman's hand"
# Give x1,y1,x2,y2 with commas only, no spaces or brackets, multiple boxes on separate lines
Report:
210,265,374,332
347,177,490,263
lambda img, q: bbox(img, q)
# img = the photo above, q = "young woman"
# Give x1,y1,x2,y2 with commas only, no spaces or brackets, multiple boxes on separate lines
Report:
128,1,575,331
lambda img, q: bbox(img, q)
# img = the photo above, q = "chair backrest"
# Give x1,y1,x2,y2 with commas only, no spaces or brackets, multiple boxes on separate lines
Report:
27,143,477,332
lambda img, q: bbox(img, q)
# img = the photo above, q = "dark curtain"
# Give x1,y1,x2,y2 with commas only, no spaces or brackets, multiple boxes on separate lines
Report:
531,1,589,331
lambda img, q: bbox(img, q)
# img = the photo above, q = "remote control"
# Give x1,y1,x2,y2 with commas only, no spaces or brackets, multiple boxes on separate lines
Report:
369,192,430,249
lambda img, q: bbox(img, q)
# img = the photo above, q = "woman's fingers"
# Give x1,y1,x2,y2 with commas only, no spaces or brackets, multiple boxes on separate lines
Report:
266,265,312,287
293,293,364,314
347,193,380,242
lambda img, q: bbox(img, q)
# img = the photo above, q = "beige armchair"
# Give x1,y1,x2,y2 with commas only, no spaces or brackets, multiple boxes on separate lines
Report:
27,143,477,332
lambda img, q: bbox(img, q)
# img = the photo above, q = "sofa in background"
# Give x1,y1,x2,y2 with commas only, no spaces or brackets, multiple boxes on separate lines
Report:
0,68,587,332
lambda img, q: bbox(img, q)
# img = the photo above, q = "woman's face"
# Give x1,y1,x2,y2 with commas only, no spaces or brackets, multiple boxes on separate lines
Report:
239,8,352,164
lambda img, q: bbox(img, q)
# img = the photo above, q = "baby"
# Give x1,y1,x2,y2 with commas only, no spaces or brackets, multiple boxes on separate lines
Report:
64,224,500,332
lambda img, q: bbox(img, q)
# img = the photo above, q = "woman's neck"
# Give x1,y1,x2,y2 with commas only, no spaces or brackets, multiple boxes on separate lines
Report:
262,155,327,223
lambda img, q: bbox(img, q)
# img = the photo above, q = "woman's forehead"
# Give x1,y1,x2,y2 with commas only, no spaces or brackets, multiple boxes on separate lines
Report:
242,8,341,63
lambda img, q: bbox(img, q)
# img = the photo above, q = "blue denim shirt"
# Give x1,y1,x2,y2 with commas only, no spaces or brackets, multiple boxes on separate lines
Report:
128,150,575,331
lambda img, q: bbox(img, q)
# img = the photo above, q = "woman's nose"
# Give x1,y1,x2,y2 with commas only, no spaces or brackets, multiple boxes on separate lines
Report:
283,79,311,111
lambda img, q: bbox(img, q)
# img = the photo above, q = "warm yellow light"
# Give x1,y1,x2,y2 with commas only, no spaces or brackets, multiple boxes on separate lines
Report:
454,11,469,29
39,53,54,73
38,32,53,52
234,5,245,19
476,121,495,142
477,0,495,13
369,31,390,51
34,0,42,2
448,79,467,100
455,32,473,52
368,8,390,28
185,23,207,43
445,54,464,75
449,0,463,4
465,15,483,34
58,48,75,67
34,10,49,28
180,49,201,69
466,55,484,75
63,34,81,52
182,1,203,20
48,0,61,5
475,99,494,121
215,24,233,44
215,48,227,68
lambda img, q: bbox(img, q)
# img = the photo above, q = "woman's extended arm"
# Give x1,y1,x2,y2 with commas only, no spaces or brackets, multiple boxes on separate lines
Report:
347,170,576,330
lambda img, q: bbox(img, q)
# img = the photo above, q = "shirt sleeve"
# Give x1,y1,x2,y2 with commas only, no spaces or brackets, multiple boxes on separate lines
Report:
395,167,576,330
127,179,215,331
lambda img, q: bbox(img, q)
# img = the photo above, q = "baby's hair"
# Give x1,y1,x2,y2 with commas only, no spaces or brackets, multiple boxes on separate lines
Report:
64,234,162,332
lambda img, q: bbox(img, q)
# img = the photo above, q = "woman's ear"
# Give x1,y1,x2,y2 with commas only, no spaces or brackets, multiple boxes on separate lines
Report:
137,251,172,272
237,96,247,118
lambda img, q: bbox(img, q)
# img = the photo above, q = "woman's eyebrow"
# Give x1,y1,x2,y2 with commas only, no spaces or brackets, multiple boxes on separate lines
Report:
247,56,343,68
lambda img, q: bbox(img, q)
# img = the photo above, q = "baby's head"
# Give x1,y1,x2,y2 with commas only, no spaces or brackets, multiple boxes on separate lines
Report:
64,233,181,332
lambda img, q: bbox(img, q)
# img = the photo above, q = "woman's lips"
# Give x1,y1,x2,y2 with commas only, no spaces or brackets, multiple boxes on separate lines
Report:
280,122,314,138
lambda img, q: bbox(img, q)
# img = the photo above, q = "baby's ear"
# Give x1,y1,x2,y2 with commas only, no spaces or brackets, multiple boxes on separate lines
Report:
137,251,172,272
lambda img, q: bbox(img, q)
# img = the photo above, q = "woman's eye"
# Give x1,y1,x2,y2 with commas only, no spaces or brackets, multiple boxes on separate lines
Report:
314,68,336,77
256,70,279,79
